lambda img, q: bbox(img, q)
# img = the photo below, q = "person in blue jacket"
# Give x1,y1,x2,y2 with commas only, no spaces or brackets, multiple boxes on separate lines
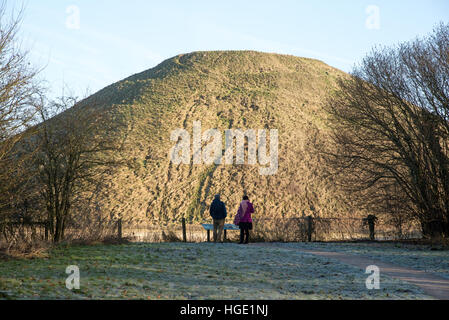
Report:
209,194,227,243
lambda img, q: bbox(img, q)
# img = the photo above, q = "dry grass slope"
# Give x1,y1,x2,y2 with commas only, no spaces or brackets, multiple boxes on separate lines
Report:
70,51,360,225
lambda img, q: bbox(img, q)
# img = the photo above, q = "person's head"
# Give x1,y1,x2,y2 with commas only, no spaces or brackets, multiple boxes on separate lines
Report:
243,195,249,201
214,194,220,200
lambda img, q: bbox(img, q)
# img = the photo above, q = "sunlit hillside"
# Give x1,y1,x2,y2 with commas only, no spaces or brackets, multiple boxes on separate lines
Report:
59,51,356,224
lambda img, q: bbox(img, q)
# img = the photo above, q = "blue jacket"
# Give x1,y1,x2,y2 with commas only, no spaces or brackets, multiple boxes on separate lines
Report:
209,199,227,220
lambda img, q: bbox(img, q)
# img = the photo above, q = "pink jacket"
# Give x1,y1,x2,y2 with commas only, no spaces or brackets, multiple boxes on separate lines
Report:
237,200,254,223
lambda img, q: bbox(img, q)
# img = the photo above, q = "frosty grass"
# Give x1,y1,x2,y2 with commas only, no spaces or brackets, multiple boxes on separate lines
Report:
0,242,439,299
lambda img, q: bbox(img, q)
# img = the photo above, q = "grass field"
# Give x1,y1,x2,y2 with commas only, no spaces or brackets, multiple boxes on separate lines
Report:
0,242,436,300
282,242,449,279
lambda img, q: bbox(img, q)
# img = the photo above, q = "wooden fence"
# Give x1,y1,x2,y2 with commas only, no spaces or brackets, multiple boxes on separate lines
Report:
0,215,421,244
0,220,49,242
114,215,422,243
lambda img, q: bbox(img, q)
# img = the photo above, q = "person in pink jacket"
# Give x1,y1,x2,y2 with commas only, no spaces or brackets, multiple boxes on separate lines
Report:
235,195,254,244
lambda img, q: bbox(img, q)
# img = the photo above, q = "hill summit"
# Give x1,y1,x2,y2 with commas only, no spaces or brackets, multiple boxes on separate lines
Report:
82,51,351,223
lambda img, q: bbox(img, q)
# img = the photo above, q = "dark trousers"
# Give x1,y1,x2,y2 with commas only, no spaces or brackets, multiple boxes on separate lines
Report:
239,222,252,244
213,219,225,242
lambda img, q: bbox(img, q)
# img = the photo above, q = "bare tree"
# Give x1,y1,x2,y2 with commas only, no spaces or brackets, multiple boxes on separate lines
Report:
25,94,125,243
0,3,125,245
325,23,449,238
0,3,42,222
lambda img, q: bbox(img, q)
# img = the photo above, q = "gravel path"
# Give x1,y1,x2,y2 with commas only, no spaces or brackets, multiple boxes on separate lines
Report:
252,243,449,300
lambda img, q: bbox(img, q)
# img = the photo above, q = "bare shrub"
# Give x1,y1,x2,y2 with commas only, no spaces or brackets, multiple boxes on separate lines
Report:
325,23,449,238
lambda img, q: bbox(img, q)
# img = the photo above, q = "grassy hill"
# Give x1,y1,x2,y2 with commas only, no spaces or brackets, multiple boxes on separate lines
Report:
71,50,356,224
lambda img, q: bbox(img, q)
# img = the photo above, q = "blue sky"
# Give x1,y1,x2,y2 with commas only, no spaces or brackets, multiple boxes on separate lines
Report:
11,0,449,98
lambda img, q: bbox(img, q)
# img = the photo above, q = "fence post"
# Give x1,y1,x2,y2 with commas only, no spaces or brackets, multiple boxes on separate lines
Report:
306,216,313,242
44,221,49,241
182,218,187,242
117,218,122,240
366,215,377,241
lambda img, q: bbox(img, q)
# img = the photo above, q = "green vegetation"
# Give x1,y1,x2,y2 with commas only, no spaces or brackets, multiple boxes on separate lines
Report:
186,165,218,222
0,243,431,300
